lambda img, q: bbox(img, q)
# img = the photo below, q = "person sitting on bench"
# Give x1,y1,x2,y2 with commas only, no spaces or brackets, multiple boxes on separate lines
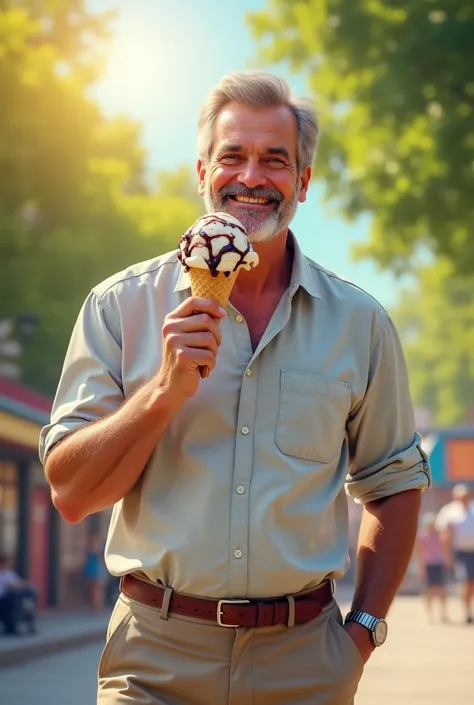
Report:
0,553,38,635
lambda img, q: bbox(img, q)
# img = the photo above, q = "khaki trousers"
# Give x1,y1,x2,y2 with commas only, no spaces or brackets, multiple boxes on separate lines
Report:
97,592,364,705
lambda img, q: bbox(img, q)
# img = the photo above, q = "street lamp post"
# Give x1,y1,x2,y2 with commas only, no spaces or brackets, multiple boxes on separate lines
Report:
0,313,40,380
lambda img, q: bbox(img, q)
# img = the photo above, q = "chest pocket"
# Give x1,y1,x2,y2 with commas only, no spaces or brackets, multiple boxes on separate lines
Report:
275,370,351,464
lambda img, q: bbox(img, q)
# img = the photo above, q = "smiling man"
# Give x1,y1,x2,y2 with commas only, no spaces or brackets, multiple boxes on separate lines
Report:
39,71,430,705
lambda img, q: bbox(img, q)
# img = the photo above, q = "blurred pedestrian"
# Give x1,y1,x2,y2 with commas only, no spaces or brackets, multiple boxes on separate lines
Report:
0,553,38,634
436,484,474,624
415,513,448,622
83,534,106,613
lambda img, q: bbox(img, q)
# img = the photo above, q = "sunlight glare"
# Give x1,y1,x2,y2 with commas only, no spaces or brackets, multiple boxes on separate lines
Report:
99,31,183,108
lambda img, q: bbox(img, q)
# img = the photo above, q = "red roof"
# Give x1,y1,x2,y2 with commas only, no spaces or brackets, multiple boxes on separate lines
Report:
0,376,52,414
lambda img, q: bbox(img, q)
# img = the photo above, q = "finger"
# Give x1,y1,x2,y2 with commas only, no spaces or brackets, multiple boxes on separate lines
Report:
185,348,217,372
175,297,227,320
178,331,219,357
174,314,223,346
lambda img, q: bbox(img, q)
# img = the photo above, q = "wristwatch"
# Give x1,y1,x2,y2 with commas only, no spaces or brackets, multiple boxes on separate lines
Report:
344,609,388,647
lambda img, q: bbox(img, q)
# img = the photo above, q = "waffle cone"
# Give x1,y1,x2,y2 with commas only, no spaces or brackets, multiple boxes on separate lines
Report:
188,267,239,308
188,268,239,378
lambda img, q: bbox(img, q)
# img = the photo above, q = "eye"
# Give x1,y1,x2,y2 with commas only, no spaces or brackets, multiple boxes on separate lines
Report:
220,154,242,164
267,158,286,167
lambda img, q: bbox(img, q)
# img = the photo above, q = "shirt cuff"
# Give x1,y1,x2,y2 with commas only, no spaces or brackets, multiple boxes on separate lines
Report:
39,421,85,464
345,441,431,504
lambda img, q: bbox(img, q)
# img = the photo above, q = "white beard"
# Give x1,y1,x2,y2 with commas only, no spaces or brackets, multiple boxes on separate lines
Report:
203,181,300,244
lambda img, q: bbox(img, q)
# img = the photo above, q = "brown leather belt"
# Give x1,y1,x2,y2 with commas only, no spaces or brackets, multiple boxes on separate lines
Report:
121,574,333,628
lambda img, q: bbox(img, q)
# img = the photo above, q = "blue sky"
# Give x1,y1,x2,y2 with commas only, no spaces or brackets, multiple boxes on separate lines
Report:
89,0,400,308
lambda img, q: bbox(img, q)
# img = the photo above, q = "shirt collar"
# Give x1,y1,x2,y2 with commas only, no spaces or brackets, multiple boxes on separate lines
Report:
288,230,321,299
173,229,321,299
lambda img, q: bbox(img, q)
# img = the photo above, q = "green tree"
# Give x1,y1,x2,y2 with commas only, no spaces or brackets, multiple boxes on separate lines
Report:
0,2,202,394
392,260,474,426
248,0,474,274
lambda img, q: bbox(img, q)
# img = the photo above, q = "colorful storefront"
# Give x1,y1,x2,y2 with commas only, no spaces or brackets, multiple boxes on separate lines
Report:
0,376,56,608
425,428,474,485
397,428,474,593
0,376,109,609
420,428,474,512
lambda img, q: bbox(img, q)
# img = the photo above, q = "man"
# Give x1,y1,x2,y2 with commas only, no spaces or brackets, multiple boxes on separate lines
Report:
436,484,474,623
39,71,430,704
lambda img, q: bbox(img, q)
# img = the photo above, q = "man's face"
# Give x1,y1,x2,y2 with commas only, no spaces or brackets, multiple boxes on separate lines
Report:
197,102,311,243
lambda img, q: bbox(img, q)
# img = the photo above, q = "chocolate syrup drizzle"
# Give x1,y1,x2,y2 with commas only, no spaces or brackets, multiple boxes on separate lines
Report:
178,214,252,278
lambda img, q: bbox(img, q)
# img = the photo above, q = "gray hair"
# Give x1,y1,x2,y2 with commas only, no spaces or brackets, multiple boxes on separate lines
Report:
198,70,319,170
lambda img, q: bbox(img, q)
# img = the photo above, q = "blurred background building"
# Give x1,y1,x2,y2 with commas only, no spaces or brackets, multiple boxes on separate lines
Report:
0,375,109,609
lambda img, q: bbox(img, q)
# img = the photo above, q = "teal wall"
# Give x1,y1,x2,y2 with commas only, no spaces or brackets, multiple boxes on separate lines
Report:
428,439,445,485
427,429,474,486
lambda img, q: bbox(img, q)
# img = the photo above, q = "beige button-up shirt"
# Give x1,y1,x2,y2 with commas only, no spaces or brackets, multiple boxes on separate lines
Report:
39,233,430,599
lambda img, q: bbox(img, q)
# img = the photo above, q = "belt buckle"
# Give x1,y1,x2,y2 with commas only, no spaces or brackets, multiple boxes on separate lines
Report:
217,599,250,627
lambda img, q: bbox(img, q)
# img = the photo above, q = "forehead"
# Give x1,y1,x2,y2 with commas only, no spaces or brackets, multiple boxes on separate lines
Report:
213,102,298,156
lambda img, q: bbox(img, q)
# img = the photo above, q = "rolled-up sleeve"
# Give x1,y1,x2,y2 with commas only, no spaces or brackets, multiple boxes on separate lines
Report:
39,290,124,464
345,311,431,504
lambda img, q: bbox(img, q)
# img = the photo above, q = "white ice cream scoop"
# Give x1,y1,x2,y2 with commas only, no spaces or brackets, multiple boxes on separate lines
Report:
178,212,259,276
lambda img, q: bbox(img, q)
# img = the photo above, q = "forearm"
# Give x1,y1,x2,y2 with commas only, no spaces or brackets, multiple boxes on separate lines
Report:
45,381,182,522
351,489,422,617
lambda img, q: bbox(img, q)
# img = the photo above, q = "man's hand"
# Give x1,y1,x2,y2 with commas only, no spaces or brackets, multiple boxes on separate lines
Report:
156,297,226,401
343,621,375,664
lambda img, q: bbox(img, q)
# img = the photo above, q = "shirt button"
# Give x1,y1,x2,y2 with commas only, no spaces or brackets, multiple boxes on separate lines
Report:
245,368,252,377
236,485,245,495
233,549,243,559
241,426,250,435
235,314,244,323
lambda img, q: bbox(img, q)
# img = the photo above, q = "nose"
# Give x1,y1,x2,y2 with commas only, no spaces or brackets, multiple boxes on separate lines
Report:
237,158,267,189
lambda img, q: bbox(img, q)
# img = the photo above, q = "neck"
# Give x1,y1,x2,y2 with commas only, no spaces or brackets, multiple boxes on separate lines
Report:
233,229,292,299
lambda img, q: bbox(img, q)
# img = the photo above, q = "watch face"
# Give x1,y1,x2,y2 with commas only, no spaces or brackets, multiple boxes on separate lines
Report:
374,619,388,646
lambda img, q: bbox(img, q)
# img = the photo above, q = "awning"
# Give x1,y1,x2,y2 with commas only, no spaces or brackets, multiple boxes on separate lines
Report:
0,376,51,455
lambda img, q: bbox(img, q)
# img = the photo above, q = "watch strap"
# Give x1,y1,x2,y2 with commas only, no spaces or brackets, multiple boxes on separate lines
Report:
345,609,380,632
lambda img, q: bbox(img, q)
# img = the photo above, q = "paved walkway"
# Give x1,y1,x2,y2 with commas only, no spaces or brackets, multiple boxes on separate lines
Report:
357,595,473,704
0,609,109,668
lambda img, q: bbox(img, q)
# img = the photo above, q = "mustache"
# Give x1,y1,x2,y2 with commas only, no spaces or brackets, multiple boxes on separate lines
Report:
219,183,283,202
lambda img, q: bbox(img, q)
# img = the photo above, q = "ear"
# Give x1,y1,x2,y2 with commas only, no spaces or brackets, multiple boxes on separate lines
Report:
197,159,206,196
298,166,312,203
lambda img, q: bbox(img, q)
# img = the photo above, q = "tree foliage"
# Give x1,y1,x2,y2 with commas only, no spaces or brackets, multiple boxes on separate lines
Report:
248,0,474,274
392,260,474,426
0,2,202,395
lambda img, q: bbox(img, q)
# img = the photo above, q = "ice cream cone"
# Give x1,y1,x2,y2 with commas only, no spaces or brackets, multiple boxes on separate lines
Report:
189,268,240,377
189,267,239,307
178,212,258,379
